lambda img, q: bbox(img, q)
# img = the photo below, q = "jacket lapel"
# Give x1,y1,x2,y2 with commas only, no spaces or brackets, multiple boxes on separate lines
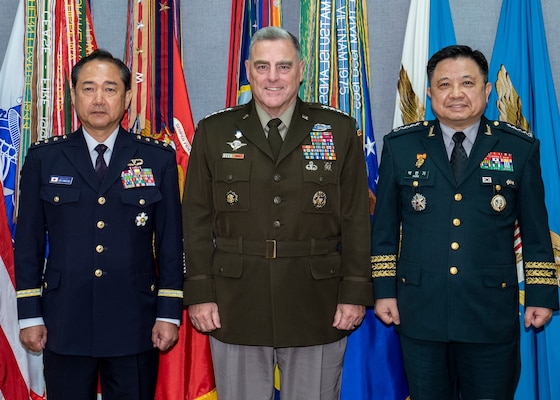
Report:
419,122,456,186
234,102,275,159
460,117,499,185
278,99,315,164
62,129,99,191
99,128,137,193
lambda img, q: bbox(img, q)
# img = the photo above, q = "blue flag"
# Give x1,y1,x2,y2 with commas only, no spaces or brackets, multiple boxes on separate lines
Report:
487,0,560,398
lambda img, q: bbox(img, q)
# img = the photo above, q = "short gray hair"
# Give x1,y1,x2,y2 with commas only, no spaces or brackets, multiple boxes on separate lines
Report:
249,27,301,60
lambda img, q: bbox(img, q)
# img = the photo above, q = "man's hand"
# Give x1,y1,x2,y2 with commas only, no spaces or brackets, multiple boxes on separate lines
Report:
20,325,47,353
524,306,553,329
374,298,400,325
188,302,221,332
332,304,366,330
152,321,179,352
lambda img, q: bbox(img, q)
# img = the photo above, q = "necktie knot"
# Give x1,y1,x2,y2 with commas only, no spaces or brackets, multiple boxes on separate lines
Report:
452,131,466,145
95,144,108,156
267,118,282,129
95,144,108,181
267,118,283,160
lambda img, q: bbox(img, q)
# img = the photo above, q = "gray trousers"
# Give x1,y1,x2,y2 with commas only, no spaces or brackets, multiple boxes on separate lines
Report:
209,336,348,400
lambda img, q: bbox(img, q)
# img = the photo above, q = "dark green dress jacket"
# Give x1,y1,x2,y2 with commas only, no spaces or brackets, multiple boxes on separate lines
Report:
371,117,558,343
183,99,373,347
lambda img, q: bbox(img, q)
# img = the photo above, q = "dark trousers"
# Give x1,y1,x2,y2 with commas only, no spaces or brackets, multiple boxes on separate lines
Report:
400,335,520,400
43,347,159,400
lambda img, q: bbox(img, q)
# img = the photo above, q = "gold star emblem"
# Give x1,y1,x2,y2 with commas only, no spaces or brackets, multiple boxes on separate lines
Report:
159,2,170,12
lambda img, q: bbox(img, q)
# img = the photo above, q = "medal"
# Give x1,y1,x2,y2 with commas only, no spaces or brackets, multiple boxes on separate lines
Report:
411,193,426,212
491,194,507,212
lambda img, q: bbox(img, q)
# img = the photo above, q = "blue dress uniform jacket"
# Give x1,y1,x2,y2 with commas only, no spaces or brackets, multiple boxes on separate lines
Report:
371,117,559,343
15,127,184,357
183,99,373,347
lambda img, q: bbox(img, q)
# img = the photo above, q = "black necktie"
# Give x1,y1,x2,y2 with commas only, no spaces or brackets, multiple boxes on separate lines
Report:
95,144,108,181
267,118,283,160
450,131,467,182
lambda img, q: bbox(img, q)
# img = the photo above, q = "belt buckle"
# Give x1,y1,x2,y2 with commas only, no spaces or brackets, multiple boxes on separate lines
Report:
265,240,277,259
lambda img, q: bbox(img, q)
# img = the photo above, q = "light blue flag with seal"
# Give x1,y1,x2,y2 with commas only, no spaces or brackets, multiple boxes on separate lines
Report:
487,0,560,398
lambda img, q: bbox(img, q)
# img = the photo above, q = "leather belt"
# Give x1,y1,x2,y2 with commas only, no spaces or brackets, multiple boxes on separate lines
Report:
215,237,341,259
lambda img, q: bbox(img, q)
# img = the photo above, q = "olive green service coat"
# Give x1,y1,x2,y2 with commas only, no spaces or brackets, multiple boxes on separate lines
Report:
183,99,373,347
371,117,559,344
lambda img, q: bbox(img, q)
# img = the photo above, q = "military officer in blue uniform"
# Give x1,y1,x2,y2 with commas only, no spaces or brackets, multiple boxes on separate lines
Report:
15,50,184,399
183,27,372,400
371,45,559,400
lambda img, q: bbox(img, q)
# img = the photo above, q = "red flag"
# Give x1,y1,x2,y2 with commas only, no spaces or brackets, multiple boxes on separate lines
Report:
0,179,44,399
152,5,216,400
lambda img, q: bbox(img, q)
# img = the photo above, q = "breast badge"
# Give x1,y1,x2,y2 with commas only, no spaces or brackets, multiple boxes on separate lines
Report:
415,153,426,168
135,212,149,226
121,160,156,188
411,193,427,212
226,190,239,206
490,184,507,212
312,191,327,209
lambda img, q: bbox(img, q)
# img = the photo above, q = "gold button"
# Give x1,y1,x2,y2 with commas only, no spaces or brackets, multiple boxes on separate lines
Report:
53,196,60,203
94,269,103,278
96,245,104,253
98,197,106,205
501,282,507,288
401,277,406,283
150,284,156,292
495,184,502,191
451,242,460,250
97,221,105,229
139,199,146,206
412,181,419,187
453,218,461,227
43,282,48,289
450,266,458,275
454,193,463,201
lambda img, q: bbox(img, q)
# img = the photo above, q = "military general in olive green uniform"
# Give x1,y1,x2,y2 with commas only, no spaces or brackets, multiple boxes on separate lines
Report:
372,45,559,400
182,27,372,400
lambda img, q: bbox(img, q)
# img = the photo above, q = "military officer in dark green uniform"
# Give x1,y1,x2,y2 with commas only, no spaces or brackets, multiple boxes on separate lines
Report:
182,27,372,400
371,45,559,400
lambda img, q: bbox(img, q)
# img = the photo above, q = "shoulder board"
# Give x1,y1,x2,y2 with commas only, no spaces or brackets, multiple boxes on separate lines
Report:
133,134,174,151
307,102,350,117
30,135,70,148
389,121,430,137
490,121,535,142
203,104,245,120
